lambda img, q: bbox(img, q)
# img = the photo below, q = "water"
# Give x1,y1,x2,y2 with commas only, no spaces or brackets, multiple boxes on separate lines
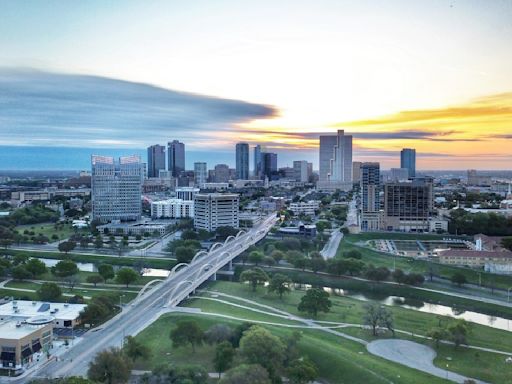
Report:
293,284,512,332
34,258,169,277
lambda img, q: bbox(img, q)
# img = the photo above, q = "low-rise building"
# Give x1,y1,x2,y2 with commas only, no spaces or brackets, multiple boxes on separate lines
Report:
289,201,320,216
438,249,512,267
0,301,86,329
97,221,169,236
151,199,194,218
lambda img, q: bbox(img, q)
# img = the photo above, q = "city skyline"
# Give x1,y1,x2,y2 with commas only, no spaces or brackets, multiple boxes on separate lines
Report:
0,1,511,170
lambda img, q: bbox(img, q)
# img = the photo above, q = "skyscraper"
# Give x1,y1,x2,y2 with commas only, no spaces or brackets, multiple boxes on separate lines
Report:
293,160,311,182
147,144,166,178
194,162,207,186
261,152,277,179
168,140,185,177
361,163,380,212
91,155,142,223
319,135,338,182
329,130,353,183
235,143,249,180
400,148,416,178
214,164,230,183
254,145,262,178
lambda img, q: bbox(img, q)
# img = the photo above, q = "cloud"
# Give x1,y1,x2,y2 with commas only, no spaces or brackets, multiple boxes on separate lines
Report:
0,69,277,148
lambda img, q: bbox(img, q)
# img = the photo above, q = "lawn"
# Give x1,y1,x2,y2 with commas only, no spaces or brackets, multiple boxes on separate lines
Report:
16,222,78,242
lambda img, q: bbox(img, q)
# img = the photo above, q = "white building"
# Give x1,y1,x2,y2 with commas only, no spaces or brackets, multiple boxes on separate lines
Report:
317,130,353,192
151,199,194,218
289,200,320,216
0,301,86,329
175,187,200,201
194,193,239,231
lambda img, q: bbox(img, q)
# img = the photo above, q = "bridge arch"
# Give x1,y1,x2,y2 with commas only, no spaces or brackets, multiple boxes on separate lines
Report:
213,251,230,266
224,235,236,245
135,279,164,300
236,230,246,238
209,242,223,253
166,280,194,307
191,250,208,264
193,262,216,281
169,263,189,277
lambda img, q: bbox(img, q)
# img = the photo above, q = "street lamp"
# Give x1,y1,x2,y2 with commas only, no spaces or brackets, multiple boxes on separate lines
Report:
507,287,512,303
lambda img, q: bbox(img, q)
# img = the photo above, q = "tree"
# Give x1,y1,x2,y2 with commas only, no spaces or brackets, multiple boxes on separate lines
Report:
94,234,103,249
98,264,115,283
287,358,318,384
268,273,292,299
249,251,264,265
447,320,471,347
86,274,104,287
363,303,394,336
365,264,390,282
308,257,326,273
11,265,32,280
213,341,235,378
80,294,117,326
216,226,238,240
58,240,76,254
123,336,151,362
87,347,132,384
392,269,406,285
239,326,285,381
79,238,89,248
170,320,204,352
427,327,448,348
25,258,47,277
205,324,233,344
343,249,362,259
270,250,285,263
451,272,467,287
501,237,512,251
115,268,138,287
181,229,199,240
37,282,62,301
220,364,271,384
298,288,332,317
175,246,196,263
239,268,269,291
52,260,79,279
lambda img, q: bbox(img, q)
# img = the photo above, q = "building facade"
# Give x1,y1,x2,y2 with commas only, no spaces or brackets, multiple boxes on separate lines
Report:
194,193,239,231
361,162,381,231
91,155,142,223
167,140,185,177
213,164,231,183
400,148,416,178
147,144,166,178
261,152,278,179
317,130,353,191
194,162,207,186
175,187,200,201
151,199,194,218
254,144,262,179
235,143,250,180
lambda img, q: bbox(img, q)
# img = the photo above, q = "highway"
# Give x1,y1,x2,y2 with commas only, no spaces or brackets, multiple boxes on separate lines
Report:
23,214,277,381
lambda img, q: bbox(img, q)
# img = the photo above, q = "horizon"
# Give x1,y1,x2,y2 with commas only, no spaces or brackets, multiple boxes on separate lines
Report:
1,0,511,169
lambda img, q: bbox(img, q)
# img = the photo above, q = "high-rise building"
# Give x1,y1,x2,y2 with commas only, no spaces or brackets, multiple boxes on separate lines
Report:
389,168,409,182
319,135,338,182
261,152,278,179
293,160,311,182
176,187,200,201
400,148,416,178
254,145,262,178
168,140,185,177
214,164,230,183
147,144,166,178
91,155,142,223
352,161,362,184
194,162,207,186
235,143,249,180
383,177,434,232
194,193,239,231
361,163,381,231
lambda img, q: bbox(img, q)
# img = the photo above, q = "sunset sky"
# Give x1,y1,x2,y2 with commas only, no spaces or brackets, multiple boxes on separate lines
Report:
0,0,511,170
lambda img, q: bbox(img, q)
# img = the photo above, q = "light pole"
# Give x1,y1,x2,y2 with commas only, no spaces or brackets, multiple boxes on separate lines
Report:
507,287,512,303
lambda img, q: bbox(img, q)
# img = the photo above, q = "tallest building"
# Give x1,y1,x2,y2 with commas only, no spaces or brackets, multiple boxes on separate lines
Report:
168,140,185,177
318,130,353,191
400,148,416,178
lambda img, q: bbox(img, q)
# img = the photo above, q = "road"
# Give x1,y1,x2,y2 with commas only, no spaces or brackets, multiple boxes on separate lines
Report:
19,214,277,382
320,229,343,259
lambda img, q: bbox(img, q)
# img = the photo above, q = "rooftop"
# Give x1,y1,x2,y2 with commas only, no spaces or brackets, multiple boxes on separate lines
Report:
0,301,86,320
0,320,50,339
439,250,512,259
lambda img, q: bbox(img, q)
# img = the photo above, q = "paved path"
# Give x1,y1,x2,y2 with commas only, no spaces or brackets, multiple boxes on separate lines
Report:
320,229,343,259
367,339,488,384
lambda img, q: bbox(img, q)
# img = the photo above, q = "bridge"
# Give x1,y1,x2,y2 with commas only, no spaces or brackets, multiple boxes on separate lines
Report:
20,213,278,381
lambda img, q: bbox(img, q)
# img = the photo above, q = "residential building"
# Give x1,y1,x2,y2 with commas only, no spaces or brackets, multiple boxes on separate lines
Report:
194,193,239,231
352,162,362,184
214,164,231,183
194,162,207,186
147,144,166,178
400,148,416,178
167,140,185,177
382,177,434,232
361,162,381,231
235,143,250,180
319,135,338,182
151,199,194,218
317,130,353,191
91,155,142,223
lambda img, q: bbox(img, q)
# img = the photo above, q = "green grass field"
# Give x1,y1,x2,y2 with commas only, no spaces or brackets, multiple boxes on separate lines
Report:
16,222,77,242
133,280,512,383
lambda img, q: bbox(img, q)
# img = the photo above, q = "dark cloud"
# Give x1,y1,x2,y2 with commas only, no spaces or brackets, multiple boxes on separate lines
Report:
0,69,277,147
